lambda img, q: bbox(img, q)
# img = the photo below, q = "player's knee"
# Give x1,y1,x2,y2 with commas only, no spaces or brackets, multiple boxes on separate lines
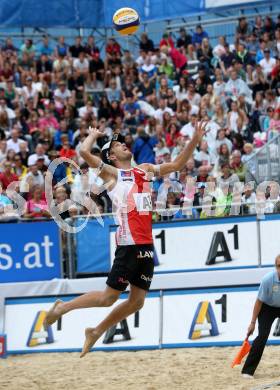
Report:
101,293,118,307
129,297,145,311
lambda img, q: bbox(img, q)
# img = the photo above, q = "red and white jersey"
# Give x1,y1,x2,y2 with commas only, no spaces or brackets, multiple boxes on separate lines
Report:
108,167,153,246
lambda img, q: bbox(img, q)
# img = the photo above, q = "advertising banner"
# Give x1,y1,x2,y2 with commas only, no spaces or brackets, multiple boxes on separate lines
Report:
162,287,280,347
110,217,259,272
259,216,280,266
5,293,160,353
0,221,61,283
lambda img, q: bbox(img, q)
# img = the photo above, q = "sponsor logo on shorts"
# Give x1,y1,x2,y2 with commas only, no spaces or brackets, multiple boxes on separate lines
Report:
140,274,152,282
137,250,154,259
118,277,129,284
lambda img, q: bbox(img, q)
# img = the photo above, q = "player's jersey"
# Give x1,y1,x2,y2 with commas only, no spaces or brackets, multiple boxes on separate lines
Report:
107,167,153,246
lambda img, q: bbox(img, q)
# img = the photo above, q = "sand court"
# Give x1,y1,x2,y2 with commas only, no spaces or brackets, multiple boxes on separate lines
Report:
1,346,280,390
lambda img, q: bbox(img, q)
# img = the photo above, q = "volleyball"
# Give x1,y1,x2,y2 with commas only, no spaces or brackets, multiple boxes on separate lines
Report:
113,7,140,35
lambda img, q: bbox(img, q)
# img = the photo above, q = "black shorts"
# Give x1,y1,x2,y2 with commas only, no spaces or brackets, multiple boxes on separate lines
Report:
106,244,154,292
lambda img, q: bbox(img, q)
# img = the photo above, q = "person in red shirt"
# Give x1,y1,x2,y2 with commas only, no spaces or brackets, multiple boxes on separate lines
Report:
159,33,174,49
106,38,121,59
166,123,180,147
59,140,76,160
161,45,187,80
0,161,18,189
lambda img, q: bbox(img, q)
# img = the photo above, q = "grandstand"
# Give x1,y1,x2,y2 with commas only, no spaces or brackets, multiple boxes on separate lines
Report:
1,1,280,389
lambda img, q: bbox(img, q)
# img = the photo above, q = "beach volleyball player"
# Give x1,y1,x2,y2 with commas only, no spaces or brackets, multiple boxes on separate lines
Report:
45,122,207,357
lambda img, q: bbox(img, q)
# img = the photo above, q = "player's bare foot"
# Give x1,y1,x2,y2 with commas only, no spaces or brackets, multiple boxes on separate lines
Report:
44,300,63,327
80,327,101,358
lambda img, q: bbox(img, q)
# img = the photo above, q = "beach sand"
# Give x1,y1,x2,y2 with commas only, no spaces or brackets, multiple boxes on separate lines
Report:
1,346,279,390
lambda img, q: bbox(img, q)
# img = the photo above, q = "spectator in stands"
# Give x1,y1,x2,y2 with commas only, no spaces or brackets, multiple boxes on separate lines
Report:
259,48,276,77
132,127,156,164
230,150,247,182
177,28,192,49
139,33,154,53
192,25,209,47
24,185,50,219
0,161,18,189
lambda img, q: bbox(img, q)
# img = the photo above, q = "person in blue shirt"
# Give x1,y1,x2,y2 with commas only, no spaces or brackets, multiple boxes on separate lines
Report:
39,36,53,57
132,127,157,164
192,25,209,47
242,255,280,377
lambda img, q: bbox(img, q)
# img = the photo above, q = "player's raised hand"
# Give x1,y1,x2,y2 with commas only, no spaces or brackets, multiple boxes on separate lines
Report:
88,126,105,138
193,120,209,141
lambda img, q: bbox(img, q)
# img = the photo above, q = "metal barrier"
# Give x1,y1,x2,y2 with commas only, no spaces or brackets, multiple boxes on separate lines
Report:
244,134,280,184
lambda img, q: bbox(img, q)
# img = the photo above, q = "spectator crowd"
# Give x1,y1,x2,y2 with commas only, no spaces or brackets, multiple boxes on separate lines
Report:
0,14,280,221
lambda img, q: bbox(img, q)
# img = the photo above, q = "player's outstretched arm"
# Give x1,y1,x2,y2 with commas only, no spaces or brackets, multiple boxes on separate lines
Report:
141,121,208,177
80,127,117,184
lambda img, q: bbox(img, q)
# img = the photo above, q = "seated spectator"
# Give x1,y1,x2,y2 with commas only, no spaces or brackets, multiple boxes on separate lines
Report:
220,43,235,70
180,114,197,138
139,56,157,82
39,35,53,56
20,39,35,59
132,127,157,164
78,100,98,119
217,162,239,188
0,161,18,189
24,185,50,219
241,183,256,214
225,70,252,102
197,38,213,69
0,182,13,216
135,72,156,104
154,98,174,124
194,140,215,168
69,36,84,58
227,100,248,134
106,38,121,60
73,51,89,77
21,161,45,192
166,123,180,148
172,77,187,102
177,28,192,49
259,48,276,77
192,25,209,47
213,36,227,59
13,154,27,180
7,128,26,153
28,143,50,167
139,33,154,53
105,79,121,103
154,138,170,164
38,109,60,133
59,140,76,160
230,150,247,182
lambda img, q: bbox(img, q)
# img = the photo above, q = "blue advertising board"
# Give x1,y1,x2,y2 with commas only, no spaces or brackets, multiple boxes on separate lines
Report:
76,217,114,274
0,221,61,283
